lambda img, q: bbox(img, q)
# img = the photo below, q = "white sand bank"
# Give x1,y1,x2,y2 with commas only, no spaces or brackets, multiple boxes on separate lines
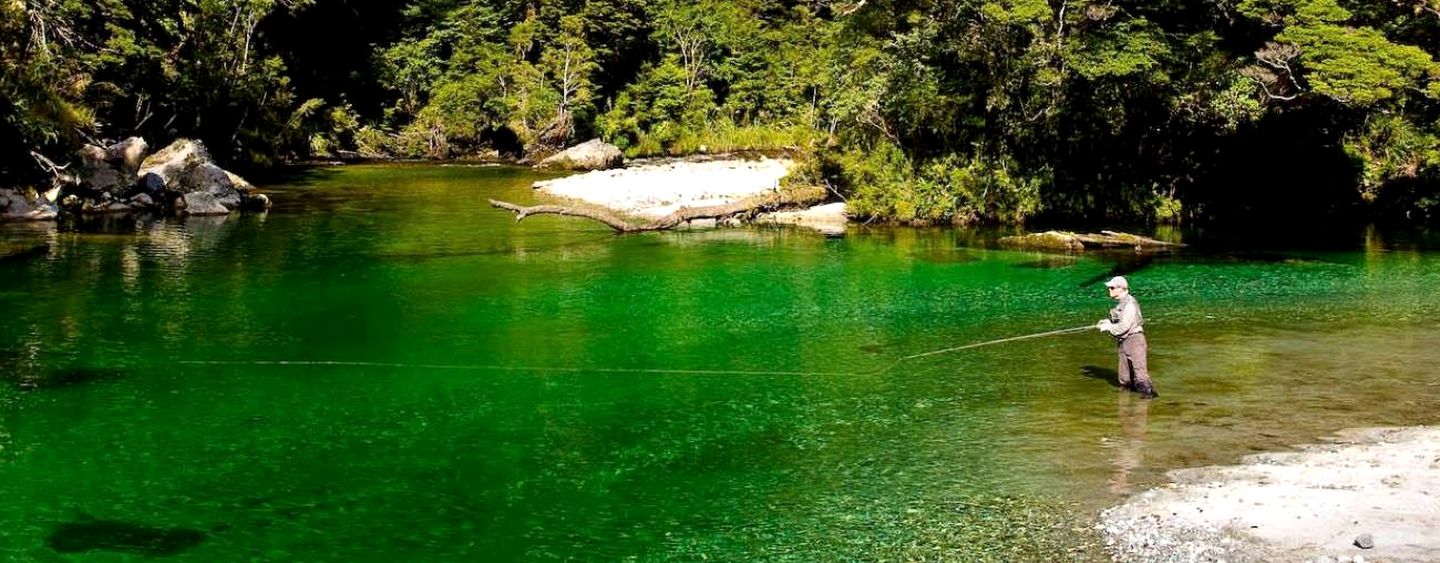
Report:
1102,426,1440,562
533,157,794,218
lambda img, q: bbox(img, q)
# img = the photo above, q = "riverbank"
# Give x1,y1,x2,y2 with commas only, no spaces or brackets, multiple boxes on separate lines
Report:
1101,425,1440,562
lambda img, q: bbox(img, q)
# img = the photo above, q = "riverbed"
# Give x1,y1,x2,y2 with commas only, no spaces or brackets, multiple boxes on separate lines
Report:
2,164,1438,560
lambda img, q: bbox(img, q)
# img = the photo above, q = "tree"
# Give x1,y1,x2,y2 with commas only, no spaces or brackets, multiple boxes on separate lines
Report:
536,14,598,146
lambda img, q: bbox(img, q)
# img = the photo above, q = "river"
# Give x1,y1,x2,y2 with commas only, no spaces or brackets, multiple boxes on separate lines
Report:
2,164,1438,560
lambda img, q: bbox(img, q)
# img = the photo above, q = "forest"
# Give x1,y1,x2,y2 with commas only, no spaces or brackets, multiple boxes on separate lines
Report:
3,0,1438,225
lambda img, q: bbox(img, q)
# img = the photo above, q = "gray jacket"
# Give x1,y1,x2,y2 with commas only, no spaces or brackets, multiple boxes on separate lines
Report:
1105,294,1144,340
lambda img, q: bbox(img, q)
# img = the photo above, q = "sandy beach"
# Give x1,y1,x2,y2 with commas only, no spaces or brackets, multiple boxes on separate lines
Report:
530,155,849,232
533,157,795,218
1102,426,1440,562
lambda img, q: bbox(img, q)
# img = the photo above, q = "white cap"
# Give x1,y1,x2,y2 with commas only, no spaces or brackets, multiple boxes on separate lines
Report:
1105,276,1129,289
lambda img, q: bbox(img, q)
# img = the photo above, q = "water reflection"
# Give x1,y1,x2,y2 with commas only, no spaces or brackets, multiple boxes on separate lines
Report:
0,221,57,263
1108,393,1150,495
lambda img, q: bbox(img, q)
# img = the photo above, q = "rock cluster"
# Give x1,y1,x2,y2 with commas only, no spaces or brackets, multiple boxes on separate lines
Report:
2,138,270,222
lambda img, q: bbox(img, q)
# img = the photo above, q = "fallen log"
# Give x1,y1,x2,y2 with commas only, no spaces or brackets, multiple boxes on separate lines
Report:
489,186,827,233
998,230,1183,251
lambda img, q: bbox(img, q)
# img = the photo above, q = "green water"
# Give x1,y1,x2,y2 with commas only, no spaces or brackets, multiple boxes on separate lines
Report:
3,164,1440,560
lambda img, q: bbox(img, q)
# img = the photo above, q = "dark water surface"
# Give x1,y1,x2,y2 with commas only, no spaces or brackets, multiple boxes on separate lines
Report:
3,164,1439,560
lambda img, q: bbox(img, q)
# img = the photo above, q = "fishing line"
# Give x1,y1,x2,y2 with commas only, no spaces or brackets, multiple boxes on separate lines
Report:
174,361,858,380
178,324,1095,377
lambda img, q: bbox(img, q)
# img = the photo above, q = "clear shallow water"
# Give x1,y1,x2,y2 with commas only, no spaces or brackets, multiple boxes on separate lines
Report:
2,164,1439,560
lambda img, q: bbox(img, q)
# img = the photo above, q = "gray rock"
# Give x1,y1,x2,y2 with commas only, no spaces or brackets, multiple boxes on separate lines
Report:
0,188,59,221
177,192,230,216
106,137,149,176
82,199,132,214
78,144,107,170
137,139,259,212
535,139,624,171
128,193,155,209
1354,533,1374,549
84,167,125,193
242,193,272,211
77,144,126,194
223,169,253,191
139,172,166,194
181,162,244,209
138,139,210,190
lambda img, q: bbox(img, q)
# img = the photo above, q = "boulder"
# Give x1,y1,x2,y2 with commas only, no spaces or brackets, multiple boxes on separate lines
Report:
242,193,272,211
77,144,126,194
176,192,230,216
128,193,156,209
223,169,253,191
137,139,259,211
0,188,59,221
77,144,106,170
138,172,166,195
183,162,243,209
138,139,210,191
106,137,148,176
535,139,624,171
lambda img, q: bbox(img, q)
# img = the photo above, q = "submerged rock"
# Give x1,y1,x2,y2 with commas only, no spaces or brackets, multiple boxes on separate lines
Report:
998,230,1183,252
47,518,207,556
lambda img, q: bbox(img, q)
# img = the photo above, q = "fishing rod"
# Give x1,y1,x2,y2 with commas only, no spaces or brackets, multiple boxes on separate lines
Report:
896,325,1094,361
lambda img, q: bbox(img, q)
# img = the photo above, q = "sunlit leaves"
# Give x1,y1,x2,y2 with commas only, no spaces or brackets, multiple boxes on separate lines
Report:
1344,113,1440,195
1277,23,1438,105
1064,19,1170,81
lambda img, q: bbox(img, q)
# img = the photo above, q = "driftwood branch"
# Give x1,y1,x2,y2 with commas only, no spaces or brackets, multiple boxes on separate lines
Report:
490,186,827,233
998,230,1184,252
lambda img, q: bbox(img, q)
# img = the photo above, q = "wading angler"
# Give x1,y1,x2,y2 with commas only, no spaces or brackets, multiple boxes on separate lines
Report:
1096,276,1157,399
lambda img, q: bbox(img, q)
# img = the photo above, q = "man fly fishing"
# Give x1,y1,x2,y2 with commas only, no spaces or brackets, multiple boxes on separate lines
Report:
1096,276,1158,399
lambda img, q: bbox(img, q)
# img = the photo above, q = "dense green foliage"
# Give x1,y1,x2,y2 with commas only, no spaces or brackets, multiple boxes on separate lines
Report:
3,0,1438,224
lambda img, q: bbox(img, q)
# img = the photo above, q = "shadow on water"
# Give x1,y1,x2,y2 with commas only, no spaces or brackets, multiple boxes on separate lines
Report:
858,343,889,355
18,368,125,390
1076,253,1155,287
46,518,208,556
0,355,126,390
1081,365,1121,388
245,163,346,187
910,248,979,264
1073,247,1343,289
1015,255,1079,269
0,243,48,263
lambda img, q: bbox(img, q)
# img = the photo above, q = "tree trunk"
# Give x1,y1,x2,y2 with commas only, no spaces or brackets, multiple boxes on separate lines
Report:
997,230,1184,251
489,186,827,233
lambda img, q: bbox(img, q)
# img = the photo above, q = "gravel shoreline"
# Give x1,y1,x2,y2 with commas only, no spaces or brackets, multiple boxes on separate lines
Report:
1101,426,1440,562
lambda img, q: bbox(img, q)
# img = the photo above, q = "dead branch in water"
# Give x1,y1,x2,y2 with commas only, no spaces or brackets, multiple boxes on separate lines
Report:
998,230,1184,251
489,186,827,233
